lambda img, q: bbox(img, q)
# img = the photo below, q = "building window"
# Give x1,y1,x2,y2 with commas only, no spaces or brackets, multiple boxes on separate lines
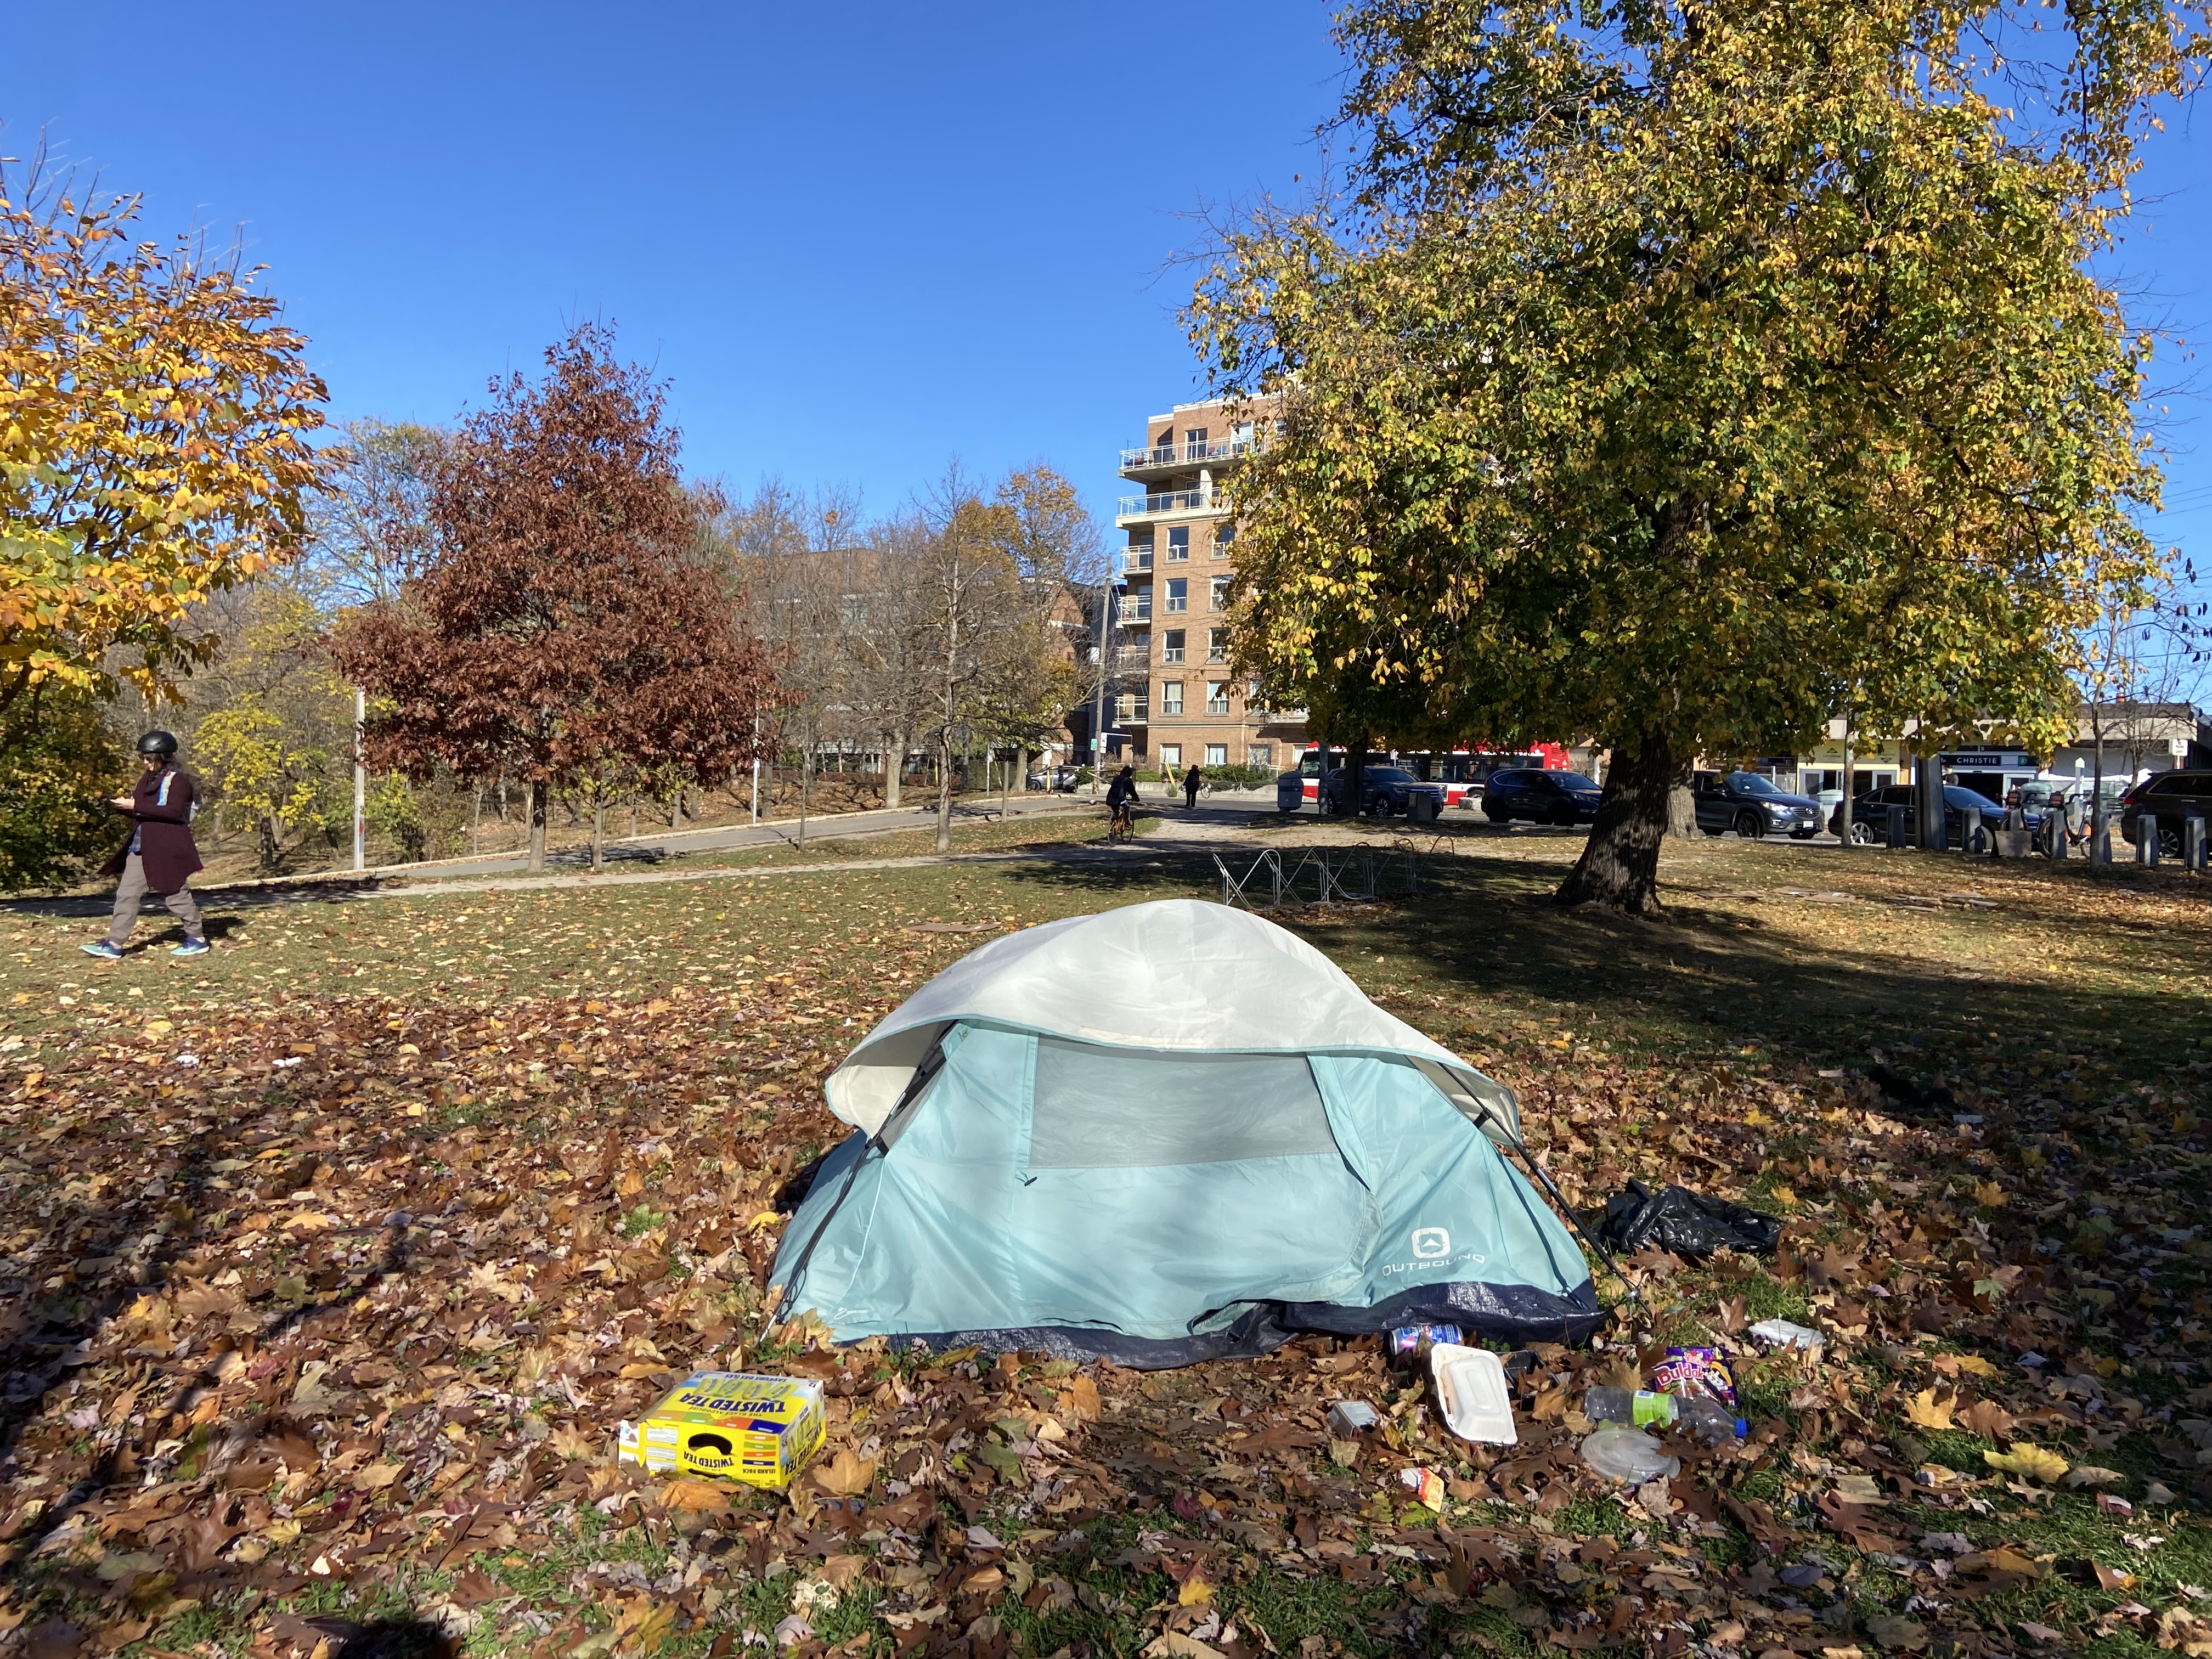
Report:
1207,682,1231,716
1184,427,1208,452
1207,628,1227,663
1166,526,1189,562
1160,744,1182,768
1214,523,1235,557
1205,744,1228,767
1162,629,1185,665
1165,578,1187,613
1161,682,1184,716
1249,744,1272,768
1210,576,1230,611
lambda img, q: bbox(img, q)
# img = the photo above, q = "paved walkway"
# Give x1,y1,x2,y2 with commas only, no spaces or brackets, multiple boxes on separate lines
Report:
5,794,1298,917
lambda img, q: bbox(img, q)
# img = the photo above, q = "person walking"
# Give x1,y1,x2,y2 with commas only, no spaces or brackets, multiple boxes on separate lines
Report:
1183,761,1204,810
82,731,208,960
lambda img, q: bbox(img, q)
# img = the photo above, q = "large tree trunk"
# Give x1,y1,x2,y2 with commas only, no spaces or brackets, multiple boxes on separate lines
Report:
259,813,281,873
1557,733,1677,912
592,803,605,872
885,729,905,809
935,736,954,854
1347,737,1370,817
528,780,548,872
1666,776,1698,838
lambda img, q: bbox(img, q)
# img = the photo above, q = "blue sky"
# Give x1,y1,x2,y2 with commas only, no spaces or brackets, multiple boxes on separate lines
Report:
4,2,2207,693
1,2,1344,528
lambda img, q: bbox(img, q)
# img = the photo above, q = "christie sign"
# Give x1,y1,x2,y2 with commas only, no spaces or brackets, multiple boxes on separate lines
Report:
1938,752,2034,770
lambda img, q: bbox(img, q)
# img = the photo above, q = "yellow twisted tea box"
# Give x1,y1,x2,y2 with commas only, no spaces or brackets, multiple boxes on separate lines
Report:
617,1372,826,1488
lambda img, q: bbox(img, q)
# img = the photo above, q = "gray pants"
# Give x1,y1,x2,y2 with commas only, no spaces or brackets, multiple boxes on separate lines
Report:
108,854,204,946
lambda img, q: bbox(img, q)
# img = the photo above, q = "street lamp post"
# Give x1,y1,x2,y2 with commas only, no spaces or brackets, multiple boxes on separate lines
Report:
352,686,366,872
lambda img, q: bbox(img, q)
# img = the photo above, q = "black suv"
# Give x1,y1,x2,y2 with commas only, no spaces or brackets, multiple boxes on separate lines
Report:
1830,783,2006,846
1481,769,1604,826
1692,771,1825,839
1322,765,1448,817
2120,770,2212,857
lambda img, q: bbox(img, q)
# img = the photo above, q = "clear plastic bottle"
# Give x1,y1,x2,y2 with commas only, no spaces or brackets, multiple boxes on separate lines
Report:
1585,1387,1746,1442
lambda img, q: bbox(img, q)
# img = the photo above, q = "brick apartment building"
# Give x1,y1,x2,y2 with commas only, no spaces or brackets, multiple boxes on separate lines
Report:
1107,397,1307,773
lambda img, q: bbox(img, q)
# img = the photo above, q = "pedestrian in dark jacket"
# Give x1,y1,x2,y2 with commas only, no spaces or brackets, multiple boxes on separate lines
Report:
83,731,208,959
1183,763,1204,809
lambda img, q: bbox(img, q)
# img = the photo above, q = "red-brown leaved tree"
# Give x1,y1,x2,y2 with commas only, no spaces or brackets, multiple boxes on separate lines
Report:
330,324,776,871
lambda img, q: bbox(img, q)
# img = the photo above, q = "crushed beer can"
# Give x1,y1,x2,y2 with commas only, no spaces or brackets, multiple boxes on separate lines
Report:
1388,1323,1464,1362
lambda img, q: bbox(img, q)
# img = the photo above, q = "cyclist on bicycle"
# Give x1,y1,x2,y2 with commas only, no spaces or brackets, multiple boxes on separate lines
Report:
1105,764,1139,837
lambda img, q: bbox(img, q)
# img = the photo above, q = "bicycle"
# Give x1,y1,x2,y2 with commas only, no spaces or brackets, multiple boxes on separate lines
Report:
1107,802,1137,842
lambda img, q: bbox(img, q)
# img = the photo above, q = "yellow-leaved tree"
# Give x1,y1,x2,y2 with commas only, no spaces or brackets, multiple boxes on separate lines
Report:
0,148,328,723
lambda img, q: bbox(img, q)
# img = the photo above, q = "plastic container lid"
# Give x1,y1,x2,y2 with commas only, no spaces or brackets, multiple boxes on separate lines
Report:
1430,1344,1517,1445
1579,1424,1682,1483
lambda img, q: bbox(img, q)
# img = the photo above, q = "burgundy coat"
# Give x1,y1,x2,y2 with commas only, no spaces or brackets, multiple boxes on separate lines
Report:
100,766,204,892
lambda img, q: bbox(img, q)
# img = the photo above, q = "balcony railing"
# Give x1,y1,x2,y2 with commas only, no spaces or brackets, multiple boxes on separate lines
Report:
1120,596,1152,623
1119,437,1258,471
1114,700,1149,725
1117,489,1230,522
1124,546,1153,571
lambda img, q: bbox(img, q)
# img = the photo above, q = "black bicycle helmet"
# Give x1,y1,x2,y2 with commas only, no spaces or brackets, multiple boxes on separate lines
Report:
136,730,179,758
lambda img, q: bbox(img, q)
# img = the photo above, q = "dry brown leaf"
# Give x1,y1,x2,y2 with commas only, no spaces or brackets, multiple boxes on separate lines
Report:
662,1479,732,1513
812,1448,877,1498
1959,1398,2015,1442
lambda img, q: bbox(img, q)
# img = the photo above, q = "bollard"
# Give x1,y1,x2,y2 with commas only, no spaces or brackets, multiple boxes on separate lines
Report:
1962,806,1982,855
2047,814,2068,860
2187,814,2207,873
1887,804,1909,849
2137,823,2158,867
2089,812,2111,864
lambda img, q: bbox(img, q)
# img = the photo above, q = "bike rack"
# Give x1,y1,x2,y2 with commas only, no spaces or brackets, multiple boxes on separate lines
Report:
1215,845,1420,910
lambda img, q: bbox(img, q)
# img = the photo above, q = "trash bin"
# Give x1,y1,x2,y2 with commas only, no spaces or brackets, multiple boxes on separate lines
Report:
1276,771,1304,814
1407,791,1438,825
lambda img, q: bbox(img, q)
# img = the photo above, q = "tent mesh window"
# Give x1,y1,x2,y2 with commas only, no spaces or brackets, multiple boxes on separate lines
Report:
1027,1038,1340,1169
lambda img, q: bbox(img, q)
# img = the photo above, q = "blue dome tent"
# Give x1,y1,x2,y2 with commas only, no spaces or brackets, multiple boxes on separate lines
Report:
770,900,1601,1366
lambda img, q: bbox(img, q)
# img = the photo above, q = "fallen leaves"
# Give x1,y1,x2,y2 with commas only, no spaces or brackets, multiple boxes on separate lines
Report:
1904,1387,1957,1430
812,1447,878,1498
1984,1444,2070,1483
0,850,2207,1659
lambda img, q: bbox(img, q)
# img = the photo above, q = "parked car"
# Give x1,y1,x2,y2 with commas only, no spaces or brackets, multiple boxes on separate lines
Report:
1321,765,1448,817
2120,769,2212,857
1692,771,1825,839
1026,764,1080,792
1481,769,1604,826
1828,782,2007,845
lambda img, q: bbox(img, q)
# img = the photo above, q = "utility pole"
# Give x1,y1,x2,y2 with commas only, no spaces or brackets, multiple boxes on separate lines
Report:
751,709,762,823
352,686,366,872
1089,569,1113,799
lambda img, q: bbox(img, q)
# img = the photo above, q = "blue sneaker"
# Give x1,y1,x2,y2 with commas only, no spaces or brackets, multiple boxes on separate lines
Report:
80,941,123,961
171,938,211,958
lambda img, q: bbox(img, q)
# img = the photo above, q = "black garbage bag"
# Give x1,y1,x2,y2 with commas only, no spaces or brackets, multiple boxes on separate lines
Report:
1595,1180,1781,1258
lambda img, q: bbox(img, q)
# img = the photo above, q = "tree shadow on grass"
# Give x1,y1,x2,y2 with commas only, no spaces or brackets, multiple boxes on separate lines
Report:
998,837,2209,1077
